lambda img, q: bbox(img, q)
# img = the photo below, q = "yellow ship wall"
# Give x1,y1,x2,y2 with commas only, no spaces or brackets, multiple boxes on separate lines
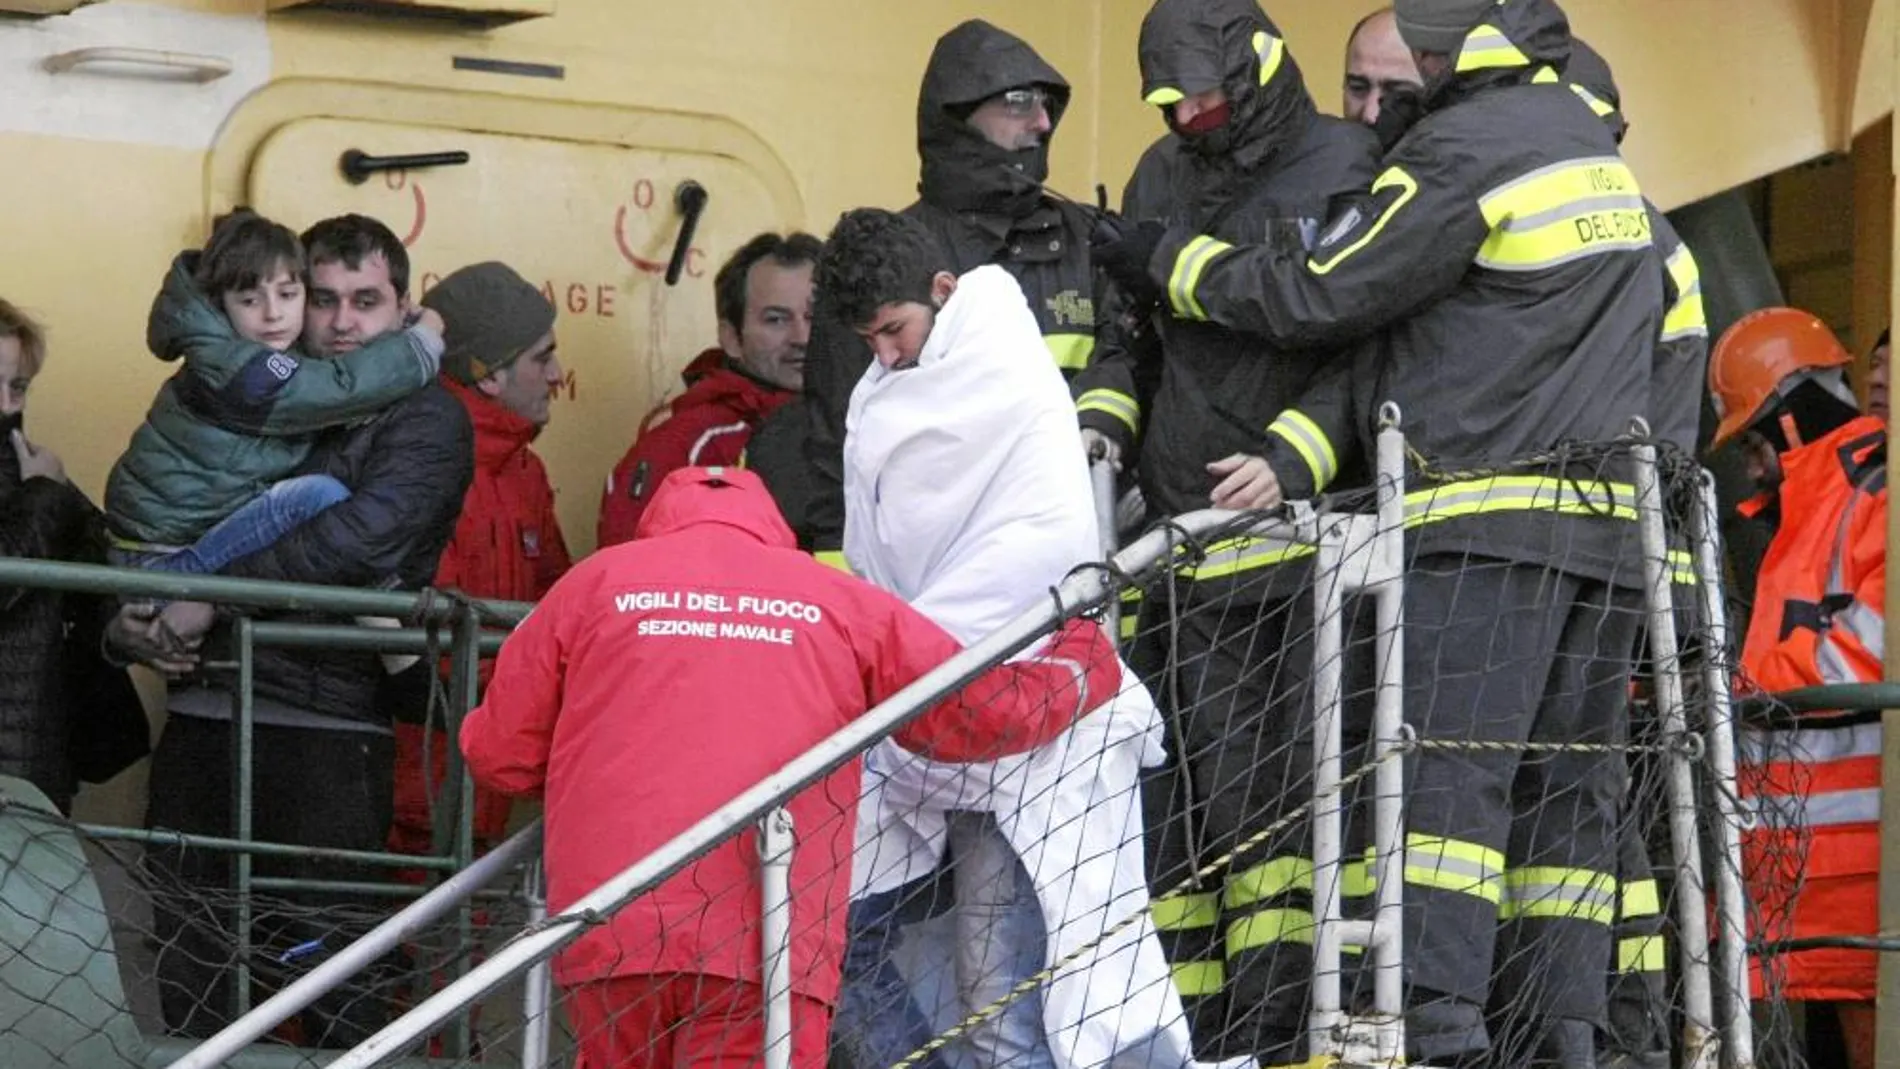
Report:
0,0,1884,557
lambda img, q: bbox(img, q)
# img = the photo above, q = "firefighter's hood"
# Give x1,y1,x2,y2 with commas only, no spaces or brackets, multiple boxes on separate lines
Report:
1425,0,1574,107
635,466,796,549
916,19,1070,216
1560,38,1630,144
1137,0,1316,161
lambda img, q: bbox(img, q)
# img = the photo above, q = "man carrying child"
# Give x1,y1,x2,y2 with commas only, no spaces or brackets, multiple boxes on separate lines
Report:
108,212,474,1047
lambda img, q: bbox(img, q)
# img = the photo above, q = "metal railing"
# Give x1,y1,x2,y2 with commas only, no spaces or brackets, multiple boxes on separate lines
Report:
0,556,538,1062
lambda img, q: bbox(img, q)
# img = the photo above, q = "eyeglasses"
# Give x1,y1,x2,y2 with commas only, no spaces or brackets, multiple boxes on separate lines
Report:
997,87,1051,119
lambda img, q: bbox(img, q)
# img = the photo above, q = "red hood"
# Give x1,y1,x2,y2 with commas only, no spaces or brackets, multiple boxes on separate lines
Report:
635,466,796,548
442,376,540,472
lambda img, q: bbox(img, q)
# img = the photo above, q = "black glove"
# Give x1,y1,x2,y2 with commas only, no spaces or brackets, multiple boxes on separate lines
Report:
1090,217,1168,309
1371,84,1426,153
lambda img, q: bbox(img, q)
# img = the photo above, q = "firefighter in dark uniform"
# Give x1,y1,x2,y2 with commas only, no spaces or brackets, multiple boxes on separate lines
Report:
782,19,1104,562
1564,39,1710,1069
1092,0,1666,1064
1068,0,1379,1061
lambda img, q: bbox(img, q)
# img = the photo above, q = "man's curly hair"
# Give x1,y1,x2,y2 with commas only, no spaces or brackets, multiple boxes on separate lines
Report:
816,208,953,329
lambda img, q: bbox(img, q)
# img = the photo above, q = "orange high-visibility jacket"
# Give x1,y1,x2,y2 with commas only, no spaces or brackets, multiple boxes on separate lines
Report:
1739,415,1886,1002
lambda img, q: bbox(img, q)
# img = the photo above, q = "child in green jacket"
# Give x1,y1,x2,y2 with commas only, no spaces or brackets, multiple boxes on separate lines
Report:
105,210,443,577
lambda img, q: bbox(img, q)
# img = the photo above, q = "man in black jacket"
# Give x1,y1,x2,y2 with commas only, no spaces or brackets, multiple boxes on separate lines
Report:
1069,3,1380,1062
779,19,1104,559
113,214,473,1046
1093,0,1666,1063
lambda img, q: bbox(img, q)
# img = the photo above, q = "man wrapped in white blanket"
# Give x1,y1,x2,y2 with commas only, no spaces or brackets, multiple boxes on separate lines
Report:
818,207,1192,1069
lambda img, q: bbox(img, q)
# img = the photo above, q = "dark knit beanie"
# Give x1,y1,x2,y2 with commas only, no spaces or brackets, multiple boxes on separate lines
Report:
1393,0,1496,55
422,262,556,384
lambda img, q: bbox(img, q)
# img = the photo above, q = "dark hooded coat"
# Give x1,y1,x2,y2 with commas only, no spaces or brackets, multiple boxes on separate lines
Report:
1072,0,1381,519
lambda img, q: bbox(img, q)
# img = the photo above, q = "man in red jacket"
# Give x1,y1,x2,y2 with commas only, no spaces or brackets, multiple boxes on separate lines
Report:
382,261,573,863
463,466,1124,1069
598,231,820,547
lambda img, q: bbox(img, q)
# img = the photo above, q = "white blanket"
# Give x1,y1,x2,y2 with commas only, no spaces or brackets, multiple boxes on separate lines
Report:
843,265,1186,1069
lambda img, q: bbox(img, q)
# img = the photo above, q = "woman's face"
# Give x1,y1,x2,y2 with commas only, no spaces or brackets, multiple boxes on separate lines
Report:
0,334,32,420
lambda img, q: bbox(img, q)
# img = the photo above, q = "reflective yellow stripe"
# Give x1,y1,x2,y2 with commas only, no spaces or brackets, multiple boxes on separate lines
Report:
1403,834,1505,904
1404,475,1639,526
1223,856,1314,909
1227,907,1315,956
1621,877,1661,920
1119,587,1142,639
1456,24,1531,72
1145,86,1185,106
1261,1056,1340,1069
1476,157,1651,271
1619,934,1666,974
1045,332,1095,371
1077,387,1139,435
1168,235,1233,321
1171,961,1225,997
1668,549,1698,586
813,550,852,574
1253,30,1286,87
1343,851,1377,898
1568,82,1616,117
1266,409,1338,492
1152,891,1220,931
1501,867,1618,925
1178,474,1638,581
1311,166,1419,276
1176,534,1316,580
1661,242,1708,342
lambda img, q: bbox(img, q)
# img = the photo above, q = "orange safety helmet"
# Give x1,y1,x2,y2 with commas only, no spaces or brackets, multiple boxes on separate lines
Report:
1708,306,1853,448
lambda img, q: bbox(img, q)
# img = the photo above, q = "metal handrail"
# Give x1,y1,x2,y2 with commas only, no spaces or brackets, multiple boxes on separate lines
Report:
320,505,1328,1069
1733,682,1900,719
0,553,534,1042
161,824,544,1069
0,555,532,624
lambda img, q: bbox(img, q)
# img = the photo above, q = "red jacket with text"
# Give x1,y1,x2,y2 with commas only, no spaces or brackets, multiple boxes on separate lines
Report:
388,377,572,858
1739,415,1886,1002
462,466,1123,999
596,349,796,548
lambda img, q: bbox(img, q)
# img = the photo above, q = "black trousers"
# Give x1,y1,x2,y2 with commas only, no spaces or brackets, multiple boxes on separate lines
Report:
144,713,396,1048
1399,557,1639,1065
1136,578,1375,1064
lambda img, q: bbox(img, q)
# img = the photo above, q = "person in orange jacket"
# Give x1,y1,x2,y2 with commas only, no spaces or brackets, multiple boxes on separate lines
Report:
382,261,573,864
462,466,1126,1069
1709,307,1884,1069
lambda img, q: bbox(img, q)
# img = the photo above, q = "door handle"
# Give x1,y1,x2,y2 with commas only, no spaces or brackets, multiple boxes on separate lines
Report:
340,149,471,186
665,180,709,287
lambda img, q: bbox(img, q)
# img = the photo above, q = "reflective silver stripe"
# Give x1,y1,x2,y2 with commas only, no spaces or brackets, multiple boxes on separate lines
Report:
1404,476,1637,524
1478,155,1628,206
1492,192,1648,234
1077,388,1140,434
1403,847,1501,889
1179,535,1316,580
1746,786,1881,829
687,421,750,465
1834,601,1885,655
1739,720,1883,765
1660,244,1708,342
1046,656,1089,720
1266,409,1338,490
1500,869,1618,924
1815,635,1861,686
